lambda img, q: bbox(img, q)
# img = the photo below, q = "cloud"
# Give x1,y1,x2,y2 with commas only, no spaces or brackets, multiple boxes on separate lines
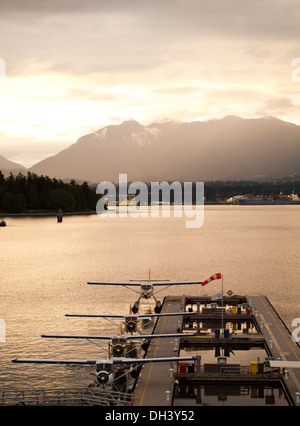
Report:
0,0,138,15
1,0,300,168
1,0,299,40
1,0,299,78
153,86,203,96
256,97,300,117
67,87,119,102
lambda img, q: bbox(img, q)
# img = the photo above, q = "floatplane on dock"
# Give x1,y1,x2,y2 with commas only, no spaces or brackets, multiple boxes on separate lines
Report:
13,312,197,390
87,269,206,313
40,331,197,358
65,311,196,334
12,355,197,388
13,332,197,389
12,273,221,395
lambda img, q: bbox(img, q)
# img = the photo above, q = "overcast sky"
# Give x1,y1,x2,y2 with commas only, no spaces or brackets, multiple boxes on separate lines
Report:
0,0,299,167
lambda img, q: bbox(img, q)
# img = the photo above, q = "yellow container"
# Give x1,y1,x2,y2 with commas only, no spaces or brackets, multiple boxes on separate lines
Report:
232,306,237,315
250,361,258,374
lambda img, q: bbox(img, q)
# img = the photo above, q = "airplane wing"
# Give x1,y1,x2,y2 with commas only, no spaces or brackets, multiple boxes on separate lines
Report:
152,281,203,286
41,334,111,340
65,312,196,319
88,281,203,286
12,356,197,365
111,356,197,365
12,358,101,365
41,332,196,340
87,282,142,286
265,360,300,369
65,314,128,319
137,312,196,318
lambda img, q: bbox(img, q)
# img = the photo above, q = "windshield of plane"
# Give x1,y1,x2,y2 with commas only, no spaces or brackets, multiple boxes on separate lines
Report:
141,285,152,291
112,337,127,345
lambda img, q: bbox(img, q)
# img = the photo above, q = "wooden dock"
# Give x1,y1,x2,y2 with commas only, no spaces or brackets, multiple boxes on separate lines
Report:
133,295,300,406
249,296,300,405
134,296,186,406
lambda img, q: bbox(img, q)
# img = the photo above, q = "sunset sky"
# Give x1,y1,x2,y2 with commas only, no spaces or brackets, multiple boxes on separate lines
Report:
0,0,299,168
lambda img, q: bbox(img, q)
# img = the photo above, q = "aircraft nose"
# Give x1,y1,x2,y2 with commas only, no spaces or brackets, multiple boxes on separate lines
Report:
126,322,136,332
97,371,109,385
112,344,125,357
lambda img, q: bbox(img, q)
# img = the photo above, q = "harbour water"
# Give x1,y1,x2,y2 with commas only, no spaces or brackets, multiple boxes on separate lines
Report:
0,205,299,393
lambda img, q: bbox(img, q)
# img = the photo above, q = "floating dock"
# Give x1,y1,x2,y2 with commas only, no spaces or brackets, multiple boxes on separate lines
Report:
134,295,300,406
134,296,186,406
4,294,300,406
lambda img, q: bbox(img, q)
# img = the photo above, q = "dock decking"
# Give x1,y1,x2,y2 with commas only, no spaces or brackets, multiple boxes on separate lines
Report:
250,296,300,404
134,295,300,406
134,296,186,406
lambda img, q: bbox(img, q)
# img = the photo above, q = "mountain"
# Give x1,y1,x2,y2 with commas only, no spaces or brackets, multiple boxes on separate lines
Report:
0,154,27,176
29,116,300,183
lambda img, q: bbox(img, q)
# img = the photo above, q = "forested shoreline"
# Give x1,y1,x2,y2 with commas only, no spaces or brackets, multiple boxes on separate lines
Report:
0,171,99,213
0,170,299,213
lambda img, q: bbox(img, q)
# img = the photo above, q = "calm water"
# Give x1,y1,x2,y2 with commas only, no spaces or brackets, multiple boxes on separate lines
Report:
0,205,299,392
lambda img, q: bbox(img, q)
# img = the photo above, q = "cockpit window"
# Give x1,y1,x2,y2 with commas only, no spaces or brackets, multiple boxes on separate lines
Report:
142,285,152,291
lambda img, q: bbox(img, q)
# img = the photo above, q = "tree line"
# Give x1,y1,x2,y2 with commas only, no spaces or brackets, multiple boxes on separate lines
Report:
202,178,300,202
0,170,299,213
120,179,300,203
0,171,99,213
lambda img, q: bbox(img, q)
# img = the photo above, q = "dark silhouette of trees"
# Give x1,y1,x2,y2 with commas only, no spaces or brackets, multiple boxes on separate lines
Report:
0,171,99,213
0,169,299,213
201,179,300,202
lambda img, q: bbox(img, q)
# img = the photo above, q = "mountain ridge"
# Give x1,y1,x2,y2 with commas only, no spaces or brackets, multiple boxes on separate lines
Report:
7,115,300,183
0,154,27,172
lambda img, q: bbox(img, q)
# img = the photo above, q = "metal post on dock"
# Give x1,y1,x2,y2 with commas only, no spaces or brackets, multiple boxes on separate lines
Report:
57,209,63,223
196,355,201,373
174,339,178,352
221,274,224,332
181,295,186,312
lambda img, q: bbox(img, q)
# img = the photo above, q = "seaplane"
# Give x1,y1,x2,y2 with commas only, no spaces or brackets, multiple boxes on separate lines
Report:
65,311,197,335
40,331,197,358
87,270,205,313
12,355,197,388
